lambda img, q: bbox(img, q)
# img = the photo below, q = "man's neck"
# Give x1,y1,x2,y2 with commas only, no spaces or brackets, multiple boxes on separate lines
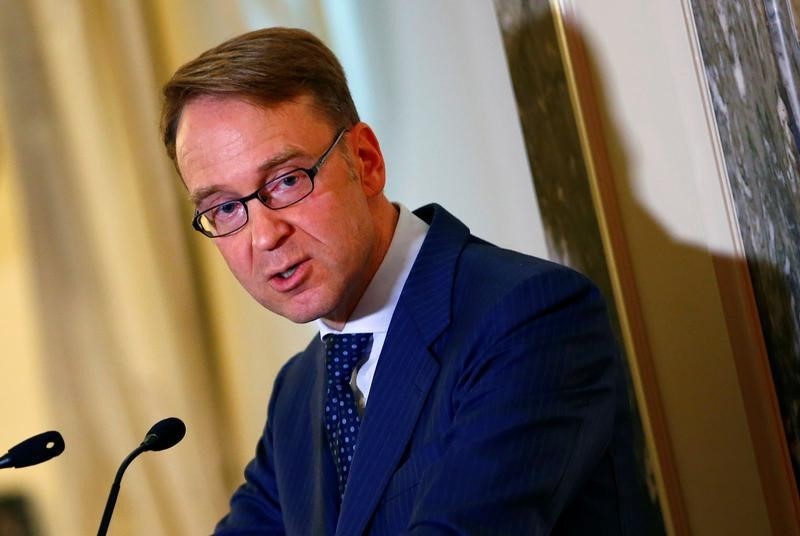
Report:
317,203,427,335
320,199,399,331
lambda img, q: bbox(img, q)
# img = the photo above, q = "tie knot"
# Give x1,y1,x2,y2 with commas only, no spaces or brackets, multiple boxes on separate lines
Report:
323,333,373,380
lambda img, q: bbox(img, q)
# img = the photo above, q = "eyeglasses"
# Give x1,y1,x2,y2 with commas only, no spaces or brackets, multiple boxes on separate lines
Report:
192,129,347,238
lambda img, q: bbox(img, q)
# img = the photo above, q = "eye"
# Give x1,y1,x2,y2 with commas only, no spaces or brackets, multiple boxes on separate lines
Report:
218,201,239,214
258,170,312,208
211,201,244,222
271,174,300,192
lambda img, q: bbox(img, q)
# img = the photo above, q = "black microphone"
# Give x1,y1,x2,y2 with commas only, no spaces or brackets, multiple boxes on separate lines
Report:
97,417,186,536
140,417,186,452
0,431,65,469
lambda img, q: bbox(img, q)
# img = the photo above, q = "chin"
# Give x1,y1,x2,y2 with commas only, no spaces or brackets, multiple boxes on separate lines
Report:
260,297,333,325
281,310,322,325
257,285,349,325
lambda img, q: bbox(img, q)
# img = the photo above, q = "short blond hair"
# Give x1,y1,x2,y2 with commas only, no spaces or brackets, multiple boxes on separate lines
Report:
161,27,359,161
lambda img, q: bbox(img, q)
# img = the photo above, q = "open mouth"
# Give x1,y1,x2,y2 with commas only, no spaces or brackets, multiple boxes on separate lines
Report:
269,259,308,290
278,265,298,279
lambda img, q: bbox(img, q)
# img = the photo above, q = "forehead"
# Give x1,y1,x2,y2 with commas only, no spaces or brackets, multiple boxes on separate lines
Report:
175,95,329,179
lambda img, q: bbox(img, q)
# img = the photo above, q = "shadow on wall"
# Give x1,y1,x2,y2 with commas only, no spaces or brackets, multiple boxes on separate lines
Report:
496,0,800,534
494,2,666,533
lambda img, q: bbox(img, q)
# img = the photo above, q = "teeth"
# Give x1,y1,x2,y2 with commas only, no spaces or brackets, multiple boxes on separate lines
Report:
280,266,297,279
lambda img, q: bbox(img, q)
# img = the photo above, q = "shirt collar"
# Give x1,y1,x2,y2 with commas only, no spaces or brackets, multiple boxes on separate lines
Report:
317,203,429,338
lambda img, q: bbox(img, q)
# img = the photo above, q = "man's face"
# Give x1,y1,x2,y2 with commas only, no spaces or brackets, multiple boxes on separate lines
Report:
175,95,389,326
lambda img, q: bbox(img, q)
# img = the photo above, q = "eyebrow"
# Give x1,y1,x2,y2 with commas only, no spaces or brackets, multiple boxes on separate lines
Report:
189,146,307,205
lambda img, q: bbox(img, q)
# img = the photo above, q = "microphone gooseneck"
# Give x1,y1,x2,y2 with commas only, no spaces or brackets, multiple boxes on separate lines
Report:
0,431,65,470
97,417,186,536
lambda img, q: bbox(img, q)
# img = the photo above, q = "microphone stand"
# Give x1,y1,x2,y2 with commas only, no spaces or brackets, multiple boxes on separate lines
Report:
95,418,184,535
97,444,147,536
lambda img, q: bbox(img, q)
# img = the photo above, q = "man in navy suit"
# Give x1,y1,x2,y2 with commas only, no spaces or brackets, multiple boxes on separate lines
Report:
162,27,639,535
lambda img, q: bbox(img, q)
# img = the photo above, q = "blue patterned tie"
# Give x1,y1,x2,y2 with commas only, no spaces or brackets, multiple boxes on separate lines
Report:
323,333,373,498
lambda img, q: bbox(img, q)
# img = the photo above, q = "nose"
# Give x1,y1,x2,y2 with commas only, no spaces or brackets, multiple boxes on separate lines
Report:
248,201,291,251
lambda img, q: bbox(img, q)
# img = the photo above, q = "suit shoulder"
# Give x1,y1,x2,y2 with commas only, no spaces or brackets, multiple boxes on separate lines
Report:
447,239,607,343
456,239,596,302
447,239,614,369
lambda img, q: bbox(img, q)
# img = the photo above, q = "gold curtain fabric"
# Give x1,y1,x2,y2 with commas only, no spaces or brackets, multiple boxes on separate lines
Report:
0,1,308,533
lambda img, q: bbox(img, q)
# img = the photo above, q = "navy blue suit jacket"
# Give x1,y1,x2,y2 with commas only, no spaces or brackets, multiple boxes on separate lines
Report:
215,204,639,535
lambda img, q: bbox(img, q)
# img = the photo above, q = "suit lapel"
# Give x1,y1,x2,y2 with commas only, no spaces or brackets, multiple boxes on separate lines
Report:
310,339,341,534
335,204,470,535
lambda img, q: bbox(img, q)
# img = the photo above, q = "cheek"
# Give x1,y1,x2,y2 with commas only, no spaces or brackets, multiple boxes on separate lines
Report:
329,221,376,288
215,240,252,279
316,209,370,263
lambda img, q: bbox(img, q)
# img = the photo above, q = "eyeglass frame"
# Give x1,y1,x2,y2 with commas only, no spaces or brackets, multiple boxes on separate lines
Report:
191,128,347,238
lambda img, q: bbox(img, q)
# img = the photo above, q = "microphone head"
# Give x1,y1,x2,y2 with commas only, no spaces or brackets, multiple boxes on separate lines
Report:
140,417,185,452
7,431,65,468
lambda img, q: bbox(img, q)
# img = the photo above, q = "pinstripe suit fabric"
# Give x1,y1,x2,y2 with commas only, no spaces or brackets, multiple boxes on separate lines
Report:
215,204,639,535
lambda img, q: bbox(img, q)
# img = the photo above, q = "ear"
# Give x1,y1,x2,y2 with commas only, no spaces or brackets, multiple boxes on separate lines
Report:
349,123,386,197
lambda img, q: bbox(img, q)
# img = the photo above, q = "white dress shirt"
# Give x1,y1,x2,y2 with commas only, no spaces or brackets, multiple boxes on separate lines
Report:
316,203,429,404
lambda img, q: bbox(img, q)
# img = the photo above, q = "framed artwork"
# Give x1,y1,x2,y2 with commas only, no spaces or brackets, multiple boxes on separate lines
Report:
492,1,688,533
494,0,800,532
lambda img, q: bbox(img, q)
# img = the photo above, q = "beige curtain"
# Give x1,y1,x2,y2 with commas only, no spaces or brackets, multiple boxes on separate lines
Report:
0,1,285,534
